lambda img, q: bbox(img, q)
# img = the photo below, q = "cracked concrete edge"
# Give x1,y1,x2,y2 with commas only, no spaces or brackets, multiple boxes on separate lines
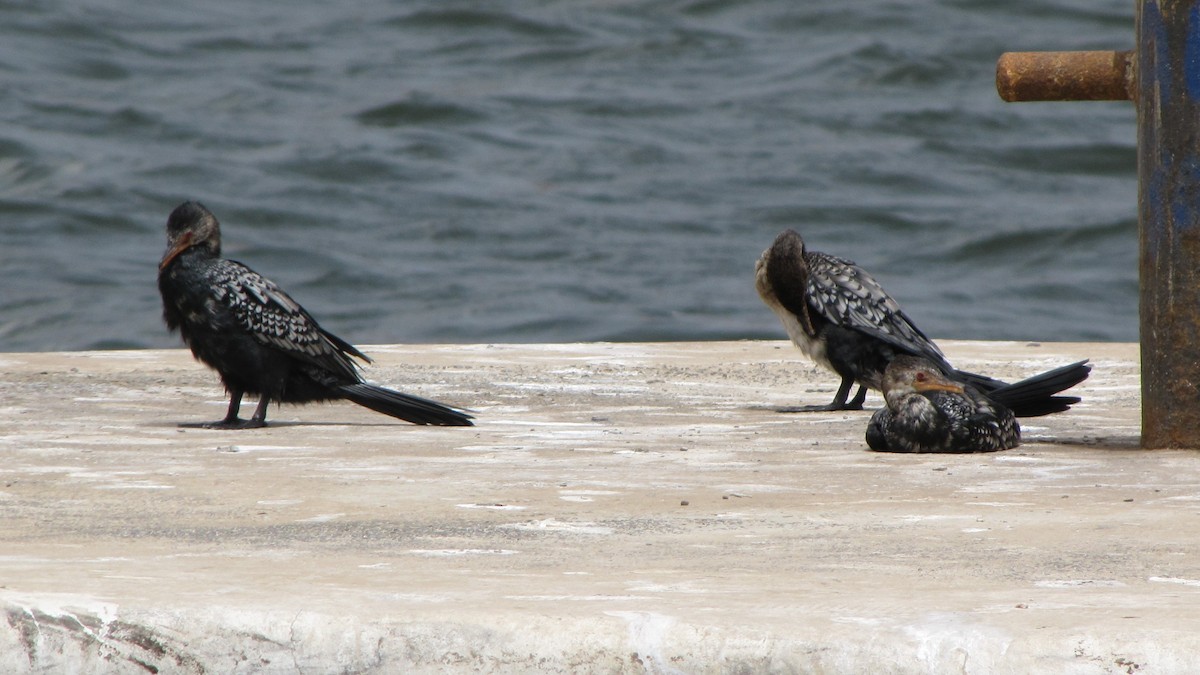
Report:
2,596,1196,674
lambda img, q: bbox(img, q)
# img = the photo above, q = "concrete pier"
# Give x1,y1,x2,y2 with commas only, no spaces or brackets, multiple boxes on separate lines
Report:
0,340,1196,673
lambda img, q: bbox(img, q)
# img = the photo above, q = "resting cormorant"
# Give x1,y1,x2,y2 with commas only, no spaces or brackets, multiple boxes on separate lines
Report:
754,229,1089,414
157,201,473,429
865,355,1020,453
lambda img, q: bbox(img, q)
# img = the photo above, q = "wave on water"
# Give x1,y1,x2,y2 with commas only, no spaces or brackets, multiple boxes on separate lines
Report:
0,0,1137,351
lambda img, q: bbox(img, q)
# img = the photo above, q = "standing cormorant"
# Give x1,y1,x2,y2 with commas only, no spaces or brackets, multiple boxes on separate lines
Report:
754,229,1089,414
865,355,1020,453
157,201,473,428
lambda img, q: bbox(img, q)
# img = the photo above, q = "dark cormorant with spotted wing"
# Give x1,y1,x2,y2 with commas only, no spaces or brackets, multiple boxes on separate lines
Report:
157,201,472,428
865,355,1020,453
754,229,1089,415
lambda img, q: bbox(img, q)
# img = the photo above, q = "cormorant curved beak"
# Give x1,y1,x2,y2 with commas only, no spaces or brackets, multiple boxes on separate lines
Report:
913,375,965,395
159,232,194,271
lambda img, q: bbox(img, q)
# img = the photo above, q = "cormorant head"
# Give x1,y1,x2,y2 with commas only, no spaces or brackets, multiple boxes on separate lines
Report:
756,229,806,275
755,229,809,313
882,355,964,407
160,201,221,270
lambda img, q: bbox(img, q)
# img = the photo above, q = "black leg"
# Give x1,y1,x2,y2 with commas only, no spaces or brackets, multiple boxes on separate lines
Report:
774,376,867,413
247,395,270,428
220,390,244,424
847,385,867,409
185,390,268,429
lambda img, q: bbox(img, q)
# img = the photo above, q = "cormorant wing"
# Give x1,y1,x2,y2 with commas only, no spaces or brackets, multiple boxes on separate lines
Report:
206,259,367,380
804,252,949,364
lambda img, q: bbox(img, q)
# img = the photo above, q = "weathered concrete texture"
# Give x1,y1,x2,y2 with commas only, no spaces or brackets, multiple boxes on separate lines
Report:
0,340,1195,674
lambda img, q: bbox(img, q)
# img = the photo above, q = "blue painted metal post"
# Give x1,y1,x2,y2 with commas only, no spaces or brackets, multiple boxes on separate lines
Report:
1137,0,1200,448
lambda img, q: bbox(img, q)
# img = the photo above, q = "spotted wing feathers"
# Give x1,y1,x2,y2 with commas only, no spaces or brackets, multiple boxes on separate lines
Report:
867,388,1019,453
205,259,365,380
804,251,946,364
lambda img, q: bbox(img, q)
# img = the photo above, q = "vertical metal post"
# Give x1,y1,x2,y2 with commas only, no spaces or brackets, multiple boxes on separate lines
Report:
1137,0,1200,448
998,3,1200,447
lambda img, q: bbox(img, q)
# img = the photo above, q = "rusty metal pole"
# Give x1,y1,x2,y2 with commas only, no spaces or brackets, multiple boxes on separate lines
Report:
997,1,1200,447
1135,1,1200,448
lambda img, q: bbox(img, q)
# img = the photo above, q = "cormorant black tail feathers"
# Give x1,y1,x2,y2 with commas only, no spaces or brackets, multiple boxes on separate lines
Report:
339,383,474,427
983,360,1092,417
952,370,1007,393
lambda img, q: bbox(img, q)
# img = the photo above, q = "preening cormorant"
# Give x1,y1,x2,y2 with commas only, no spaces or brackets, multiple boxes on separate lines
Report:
754,229,1089,415
157,201,473,429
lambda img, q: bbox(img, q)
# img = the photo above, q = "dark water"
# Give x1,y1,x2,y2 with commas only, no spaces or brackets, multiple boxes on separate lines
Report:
0,1,1137,352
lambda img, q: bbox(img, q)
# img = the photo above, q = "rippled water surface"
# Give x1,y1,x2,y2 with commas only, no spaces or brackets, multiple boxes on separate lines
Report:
0,0,1137,351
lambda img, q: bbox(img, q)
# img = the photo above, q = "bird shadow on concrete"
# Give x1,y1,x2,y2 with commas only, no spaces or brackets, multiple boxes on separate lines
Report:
1030,435,1142,451
150,420,438,429
743,404,875,415
253,420,460,428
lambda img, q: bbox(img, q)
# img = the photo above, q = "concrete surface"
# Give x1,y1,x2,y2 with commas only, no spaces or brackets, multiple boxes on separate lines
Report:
0,339,1196,674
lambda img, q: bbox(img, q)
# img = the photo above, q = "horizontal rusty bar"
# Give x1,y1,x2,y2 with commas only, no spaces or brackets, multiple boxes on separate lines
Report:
996,50,1134,102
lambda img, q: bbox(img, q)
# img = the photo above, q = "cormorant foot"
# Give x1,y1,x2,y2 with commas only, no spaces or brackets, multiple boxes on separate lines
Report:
180,418,268,430
773,402,866,413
